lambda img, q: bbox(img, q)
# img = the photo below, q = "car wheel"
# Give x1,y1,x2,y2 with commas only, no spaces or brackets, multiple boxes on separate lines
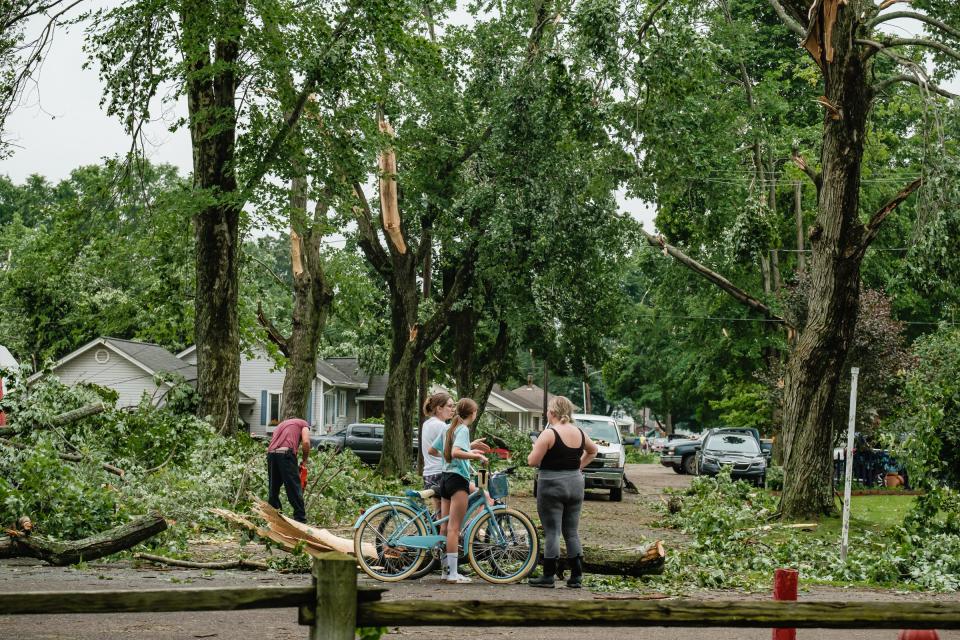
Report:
682,455,697,476
610,486,623,502
671,464,685,475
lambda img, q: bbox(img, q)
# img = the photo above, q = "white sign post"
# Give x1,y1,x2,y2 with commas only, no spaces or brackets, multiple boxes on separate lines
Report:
840,367,860,563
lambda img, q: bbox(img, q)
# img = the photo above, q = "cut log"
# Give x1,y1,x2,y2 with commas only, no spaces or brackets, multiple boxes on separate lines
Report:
0,513,167,565
552,540,666,578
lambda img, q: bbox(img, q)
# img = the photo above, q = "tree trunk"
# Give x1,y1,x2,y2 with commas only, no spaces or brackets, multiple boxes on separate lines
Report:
779,9,872,518
0,514,167,565
183,1,243,435
379,256,421,477
281,183,334,421
795,181,806,273
452,309,509,432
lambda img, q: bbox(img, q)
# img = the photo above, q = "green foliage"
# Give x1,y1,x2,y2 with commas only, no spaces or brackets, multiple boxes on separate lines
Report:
645,469,960,592
709,382,773,430
890,324,960,519
625,449,658,464
0,375,402,547
0,160,194,361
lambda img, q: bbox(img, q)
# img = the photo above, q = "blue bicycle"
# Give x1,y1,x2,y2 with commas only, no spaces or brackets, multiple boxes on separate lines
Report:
353,468,539,584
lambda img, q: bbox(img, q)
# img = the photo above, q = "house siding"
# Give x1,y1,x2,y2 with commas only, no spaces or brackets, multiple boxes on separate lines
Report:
238,346,321,437
54,347,165,408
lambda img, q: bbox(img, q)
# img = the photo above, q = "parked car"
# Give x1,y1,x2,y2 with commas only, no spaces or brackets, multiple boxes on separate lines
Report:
647,436,669,453
311,423,387,464
660,435,702,475
697,429,767,487
533,413,626,501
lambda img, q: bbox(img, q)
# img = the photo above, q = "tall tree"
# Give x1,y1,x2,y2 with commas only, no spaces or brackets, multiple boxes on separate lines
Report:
88,0,363,433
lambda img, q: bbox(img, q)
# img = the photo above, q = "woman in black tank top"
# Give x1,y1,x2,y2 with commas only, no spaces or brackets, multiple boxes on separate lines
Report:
526,396,598,588
539,427,585,470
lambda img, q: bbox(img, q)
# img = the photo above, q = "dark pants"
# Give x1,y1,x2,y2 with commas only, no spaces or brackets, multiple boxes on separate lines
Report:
536,469,584,558
267,451,306,523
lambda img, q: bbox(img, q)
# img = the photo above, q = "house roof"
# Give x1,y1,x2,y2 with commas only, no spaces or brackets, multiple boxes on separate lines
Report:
105,338,197,380
358,374,389,400
316,358,367,388
490,384,534,412
509,383,580,412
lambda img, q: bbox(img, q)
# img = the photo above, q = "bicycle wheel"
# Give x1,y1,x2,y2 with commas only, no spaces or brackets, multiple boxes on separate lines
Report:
466,507,539,584
354,503,428,582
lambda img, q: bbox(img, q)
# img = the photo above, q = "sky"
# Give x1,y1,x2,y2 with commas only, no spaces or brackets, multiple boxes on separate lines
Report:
0,6,954,235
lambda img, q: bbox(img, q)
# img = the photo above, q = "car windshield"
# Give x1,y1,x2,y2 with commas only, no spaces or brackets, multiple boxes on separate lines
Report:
575,419,621,444
705,435,760,454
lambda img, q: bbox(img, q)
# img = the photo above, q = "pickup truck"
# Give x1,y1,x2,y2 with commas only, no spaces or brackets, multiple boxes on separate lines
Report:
310,423,421,464
660,428,772,475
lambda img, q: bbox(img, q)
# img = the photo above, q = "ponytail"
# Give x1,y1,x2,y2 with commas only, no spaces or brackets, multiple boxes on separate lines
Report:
444,398,478,463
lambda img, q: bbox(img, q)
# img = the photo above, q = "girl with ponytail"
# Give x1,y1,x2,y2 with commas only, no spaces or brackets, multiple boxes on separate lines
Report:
427,397,485,584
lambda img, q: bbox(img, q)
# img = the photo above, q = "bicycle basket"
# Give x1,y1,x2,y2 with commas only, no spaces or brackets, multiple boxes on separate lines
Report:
488,474,509,500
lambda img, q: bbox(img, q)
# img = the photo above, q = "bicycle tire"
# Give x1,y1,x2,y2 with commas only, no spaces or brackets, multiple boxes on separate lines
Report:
354,503,428,582
466,507,539,584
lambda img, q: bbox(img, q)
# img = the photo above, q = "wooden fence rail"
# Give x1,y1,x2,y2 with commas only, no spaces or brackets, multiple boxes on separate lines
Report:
1,553,958,638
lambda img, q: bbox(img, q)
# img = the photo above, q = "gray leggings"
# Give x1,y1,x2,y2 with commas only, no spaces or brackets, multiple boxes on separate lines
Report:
536,469,584,559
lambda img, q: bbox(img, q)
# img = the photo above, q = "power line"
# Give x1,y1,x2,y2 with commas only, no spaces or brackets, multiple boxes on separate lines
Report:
636,313,954,326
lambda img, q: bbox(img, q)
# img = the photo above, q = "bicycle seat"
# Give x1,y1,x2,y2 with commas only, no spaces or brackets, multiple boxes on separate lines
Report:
404,489,436,500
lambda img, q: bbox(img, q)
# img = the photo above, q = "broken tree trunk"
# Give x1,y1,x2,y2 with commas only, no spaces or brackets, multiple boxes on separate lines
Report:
552,540,666,578
0,513,167,565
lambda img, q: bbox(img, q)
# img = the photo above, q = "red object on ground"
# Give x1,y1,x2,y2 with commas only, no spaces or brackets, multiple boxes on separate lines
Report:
299,463,308,490
772,568,799,640
0,377,6,426
899,631,940,639
492,448,510,460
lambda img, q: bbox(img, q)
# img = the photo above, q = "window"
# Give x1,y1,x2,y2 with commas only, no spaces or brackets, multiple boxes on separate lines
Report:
268,392,282,426
337,390,348,417
373,427,384,439
352,425,373,438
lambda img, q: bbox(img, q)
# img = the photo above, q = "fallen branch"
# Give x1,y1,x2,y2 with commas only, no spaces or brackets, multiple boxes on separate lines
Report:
50,402,107,426
0,439,125,478
134,552,269,571
552,540,666,578
0,513,167,565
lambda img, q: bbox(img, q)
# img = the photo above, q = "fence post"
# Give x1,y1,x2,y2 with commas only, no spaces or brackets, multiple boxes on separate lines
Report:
772,568,798,640
310,552,357,640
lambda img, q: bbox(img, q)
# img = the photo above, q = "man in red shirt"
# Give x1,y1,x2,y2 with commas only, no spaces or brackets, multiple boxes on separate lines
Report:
266,418,311,523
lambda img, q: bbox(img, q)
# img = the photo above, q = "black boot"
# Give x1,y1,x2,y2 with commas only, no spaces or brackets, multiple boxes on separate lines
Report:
566,555,583,589
528,557,557,588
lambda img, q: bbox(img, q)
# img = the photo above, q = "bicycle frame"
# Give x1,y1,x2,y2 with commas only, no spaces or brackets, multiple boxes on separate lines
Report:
354,484,509,552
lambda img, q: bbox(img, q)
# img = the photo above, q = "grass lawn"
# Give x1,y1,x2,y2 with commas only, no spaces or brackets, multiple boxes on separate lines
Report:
789,494,916,539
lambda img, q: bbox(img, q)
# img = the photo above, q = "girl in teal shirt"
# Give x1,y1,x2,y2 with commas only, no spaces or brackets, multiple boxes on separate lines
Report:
429,397,486,583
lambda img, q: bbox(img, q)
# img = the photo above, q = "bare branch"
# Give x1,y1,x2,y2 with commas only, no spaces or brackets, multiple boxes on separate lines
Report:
640,229,795,331
868,10,960,41
855,177,923,256
766,0,806,38
875,73,958,99
878,0,911,10
351,182,392,278
256,302,289,357
791,144,822,192
859,37,960,63
637,0,671,44
248,254,288,290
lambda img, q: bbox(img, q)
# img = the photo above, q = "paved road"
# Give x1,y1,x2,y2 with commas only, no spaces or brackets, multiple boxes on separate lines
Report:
2,465,958,639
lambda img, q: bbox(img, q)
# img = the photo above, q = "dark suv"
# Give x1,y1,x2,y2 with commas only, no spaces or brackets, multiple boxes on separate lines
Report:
697,429,768,487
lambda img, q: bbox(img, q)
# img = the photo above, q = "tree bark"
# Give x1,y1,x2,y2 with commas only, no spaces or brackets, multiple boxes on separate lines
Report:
551,541,666,578
779,1,874,518
280,185,334,421
0,514,167,565
182,1,243,435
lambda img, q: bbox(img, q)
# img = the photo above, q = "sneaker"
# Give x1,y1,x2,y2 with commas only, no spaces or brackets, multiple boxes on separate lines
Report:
444,574,472,584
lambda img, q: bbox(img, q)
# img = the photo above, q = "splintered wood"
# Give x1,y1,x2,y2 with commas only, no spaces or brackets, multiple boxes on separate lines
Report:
210,498,376,560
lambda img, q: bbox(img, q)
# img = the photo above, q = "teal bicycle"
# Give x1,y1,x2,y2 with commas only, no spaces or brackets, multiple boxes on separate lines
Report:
353,468,539,584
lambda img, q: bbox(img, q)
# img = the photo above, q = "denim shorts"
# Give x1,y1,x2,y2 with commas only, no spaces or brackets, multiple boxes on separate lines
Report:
423,473,442,493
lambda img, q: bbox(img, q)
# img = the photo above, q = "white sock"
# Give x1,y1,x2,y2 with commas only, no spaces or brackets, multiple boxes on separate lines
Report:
446,553,459,578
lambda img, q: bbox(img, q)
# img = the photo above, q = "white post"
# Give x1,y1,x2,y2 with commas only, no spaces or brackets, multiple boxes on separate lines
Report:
840,367,860,563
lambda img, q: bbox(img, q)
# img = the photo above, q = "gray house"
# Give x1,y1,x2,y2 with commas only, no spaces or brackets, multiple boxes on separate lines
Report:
177,345,387,437
29,337,228,409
